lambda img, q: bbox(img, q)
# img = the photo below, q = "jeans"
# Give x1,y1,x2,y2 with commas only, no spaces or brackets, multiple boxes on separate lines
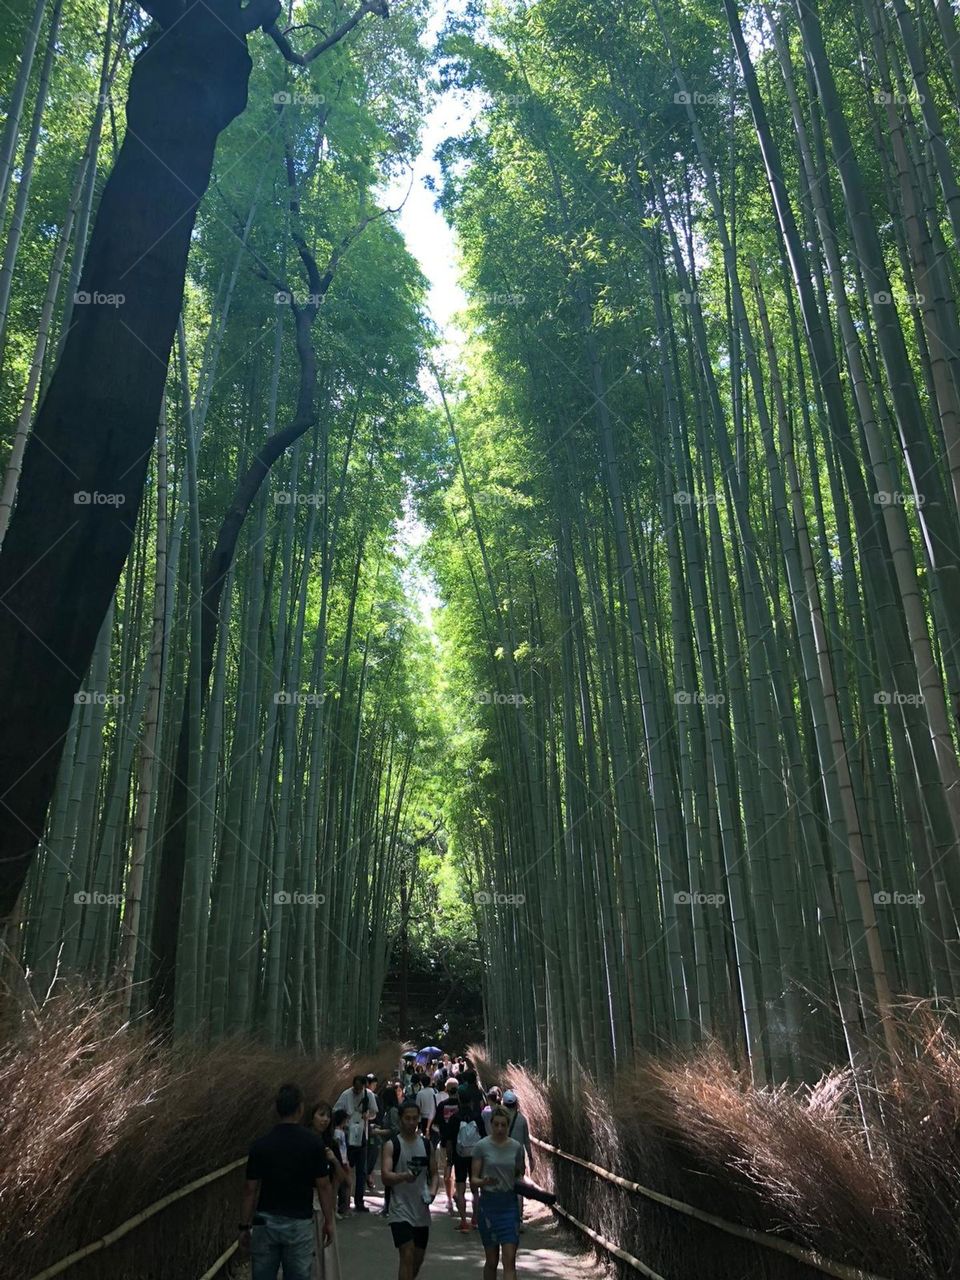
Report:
250,1212,315,1280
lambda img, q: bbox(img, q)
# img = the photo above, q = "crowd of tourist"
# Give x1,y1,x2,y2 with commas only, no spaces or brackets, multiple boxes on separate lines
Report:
238,1051,552,1280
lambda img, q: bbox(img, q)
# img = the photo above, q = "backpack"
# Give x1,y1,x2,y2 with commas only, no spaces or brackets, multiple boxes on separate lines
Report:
384,1134,431,1213
456,1119,481,1157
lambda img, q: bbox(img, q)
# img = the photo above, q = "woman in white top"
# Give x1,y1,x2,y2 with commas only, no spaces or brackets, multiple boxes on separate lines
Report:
308,1104,346,1280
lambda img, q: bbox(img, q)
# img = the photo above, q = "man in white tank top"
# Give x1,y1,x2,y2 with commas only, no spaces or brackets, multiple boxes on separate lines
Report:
381,1099,439,1280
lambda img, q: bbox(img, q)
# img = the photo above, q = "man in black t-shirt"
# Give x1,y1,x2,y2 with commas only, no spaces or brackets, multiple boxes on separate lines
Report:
239,1083,335,1280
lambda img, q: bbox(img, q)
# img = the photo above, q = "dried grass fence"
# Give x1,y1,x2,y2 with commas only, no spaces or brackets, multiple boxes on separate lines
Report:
472,1016,960,1280
1,987,401,1280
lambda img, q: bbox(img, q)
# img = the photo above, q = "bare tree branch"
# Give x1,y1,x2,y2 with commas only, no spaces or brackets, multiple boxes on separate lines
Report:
264,0,387,65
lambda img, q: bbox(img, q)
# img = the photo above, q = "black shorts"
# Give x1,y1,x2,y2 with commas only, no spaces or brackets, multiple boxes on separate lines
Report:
454,1155,473,1183
390,1222,430,1250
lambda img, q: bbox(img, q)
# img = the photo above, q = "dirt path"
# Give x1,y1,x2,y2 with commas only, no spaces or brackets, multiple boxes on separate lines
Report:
331,1184,608,1279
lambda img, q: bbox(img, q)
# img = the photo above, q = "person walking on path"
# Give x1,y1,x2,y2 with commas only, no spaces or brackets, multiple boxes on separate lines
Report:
434,1078,461,1213
501,1090,532,1232
481,1087,502,1128
333,1074,377,1213
416,1074,439,1141
239,1084,335,1280
308,1105,350,1274
375,1081,403,1216
471,1105,525,1280
459,1066,485,1118
377,1080,402,1136
400,1054,418,1098
307,1103,349,1262
381,1098,439,1280
364,1073,383,1193
450,1088,484,1232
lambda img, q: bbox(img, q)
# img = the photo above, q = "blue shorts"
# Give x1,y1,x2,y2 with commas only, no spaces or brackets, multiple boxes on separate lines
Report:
477,1190,519,1246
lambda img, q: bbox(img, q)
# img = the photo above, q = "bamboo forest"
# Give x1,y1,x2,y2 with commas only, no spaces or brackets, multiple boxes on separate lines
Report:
5,0,960,1277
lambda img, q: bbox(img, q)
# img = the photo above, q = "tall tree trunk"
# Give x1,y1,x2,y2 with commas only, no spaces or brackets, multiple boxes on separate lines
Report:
0,3,257,920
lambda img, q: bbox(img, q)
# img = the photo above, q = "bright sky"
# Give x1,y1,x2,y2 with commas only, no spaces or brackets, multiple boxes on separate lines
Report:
382,0,474,367
385,0,476,628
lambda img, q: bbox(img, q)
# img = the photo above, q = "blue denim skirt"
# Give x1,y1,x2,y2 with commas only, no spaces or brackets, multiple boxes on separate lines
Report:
477,1190,520,1246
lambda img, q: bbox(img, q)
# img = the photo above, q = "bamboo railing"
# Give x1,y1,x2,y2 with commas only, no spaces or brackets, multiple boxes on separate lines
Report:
26,1158,245,1280
531,1136,892,1280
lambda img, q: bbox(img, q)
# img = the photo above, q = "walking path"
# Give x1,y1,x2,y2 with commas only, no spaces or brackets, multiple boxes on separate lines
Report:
330,1184,608,1278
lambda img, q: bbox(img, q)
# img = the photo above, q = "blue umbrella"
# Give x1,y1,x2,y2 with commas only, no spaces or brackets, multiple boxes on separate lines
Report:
416,1045,443,1063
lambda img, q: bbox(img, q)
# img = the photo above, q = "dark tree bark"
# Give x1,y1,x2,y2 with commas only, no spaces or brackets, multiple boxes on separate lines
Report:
0,0,261,919
0,0,386,923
